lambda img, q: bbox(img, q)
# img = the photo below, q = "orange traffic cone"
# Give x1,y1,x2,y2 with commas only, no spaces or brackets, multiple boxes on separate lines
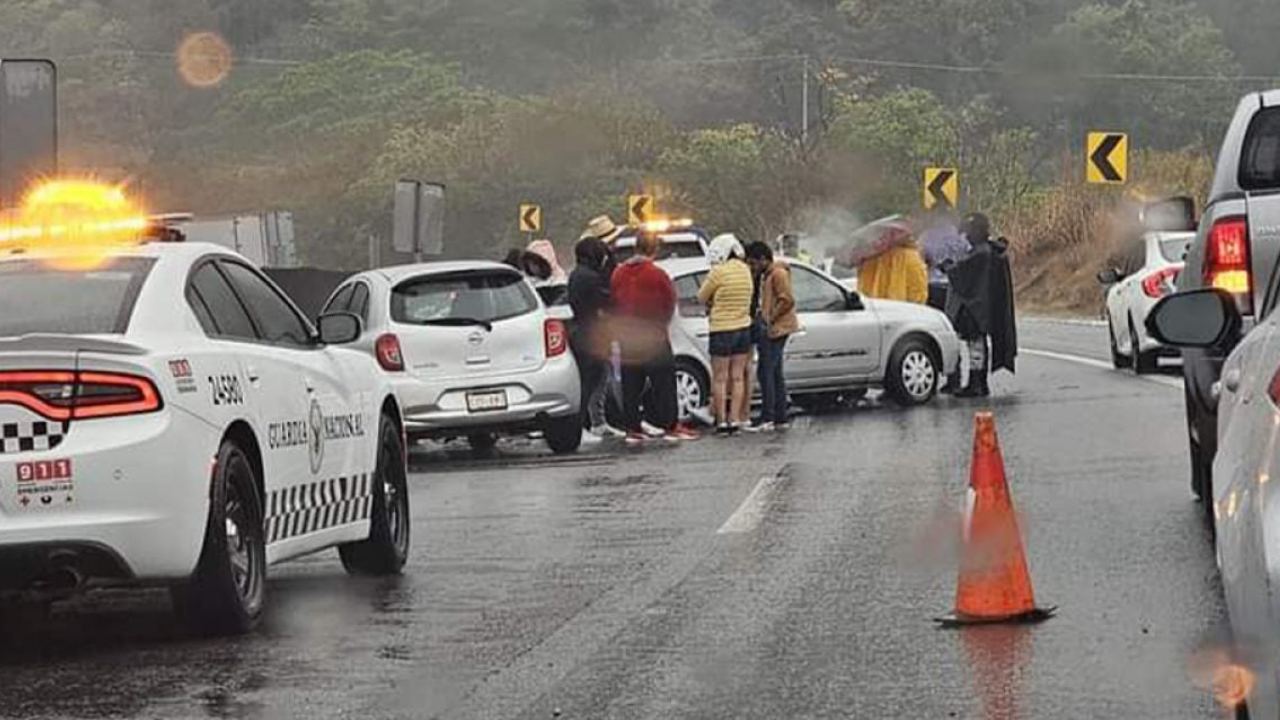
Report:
936,412,1055,626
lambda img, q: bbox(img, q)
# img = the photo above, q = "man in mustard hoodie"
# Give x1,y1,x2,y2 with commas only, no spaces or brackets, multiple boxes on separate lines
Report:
746,241,799,430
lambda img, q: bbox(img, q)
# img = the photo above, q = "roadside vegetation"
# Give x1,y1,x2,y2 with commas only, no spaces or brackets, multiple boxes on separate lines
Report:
0,0,1267,311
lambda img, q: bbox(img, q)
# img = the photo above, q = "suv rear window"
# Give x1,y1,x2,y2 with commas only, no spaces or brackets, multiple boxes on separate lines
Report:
0,258,154,337
391,271,538,325
612,234,706,262
1240,107,1280,190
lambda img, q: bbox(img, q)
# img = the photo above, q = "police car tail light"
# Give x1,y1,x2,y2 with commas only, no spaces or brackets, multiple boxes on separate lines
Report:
375,333,404,371
544,319,568,358
0,370,160,420
1205,216,1252,312
1141,267,1180,298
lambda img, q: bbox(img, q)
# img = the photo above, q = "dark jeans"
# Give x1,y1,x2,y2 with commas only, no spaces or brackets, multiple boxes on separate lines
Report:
574,346,609,429
622,342,677,432
757,334,789,423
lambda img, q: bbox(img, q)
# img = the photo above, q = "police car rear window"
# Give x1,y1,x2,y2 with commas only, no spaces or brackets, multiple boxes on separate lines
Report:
391,271,537,325
0,258,154,337
1240,107,1280,190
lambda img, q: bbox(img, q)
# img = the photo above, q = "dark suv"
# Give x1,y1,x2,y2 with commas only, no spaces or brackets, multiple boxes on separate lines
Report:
1179,91,1280,508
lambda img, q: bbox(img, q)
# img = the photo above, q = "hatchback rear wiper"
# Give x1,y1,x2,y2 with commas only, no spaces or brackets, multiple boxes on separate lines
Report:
417,317,493,332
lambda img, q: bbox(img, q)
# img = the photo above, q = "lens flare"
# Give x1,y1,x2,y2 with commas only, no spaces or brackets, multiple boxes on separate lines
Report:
0,179,149,270
1212,663,1254,710
176,31,233,89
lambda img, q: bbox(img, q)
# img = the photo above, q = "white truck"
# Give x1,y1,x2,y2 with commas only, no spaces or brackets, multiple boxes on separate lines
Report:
174,211,299,268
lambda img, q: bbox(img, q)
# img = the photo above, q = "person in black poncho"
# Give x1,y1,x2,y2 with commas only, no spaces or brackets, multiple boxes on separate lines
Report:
944,213,1017,398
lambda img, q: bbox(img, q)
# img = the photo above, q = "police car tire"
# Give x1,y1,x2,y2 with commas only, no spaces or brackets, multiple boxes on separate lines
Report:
545,414,582,455
339,413,410,576
172,440,266,636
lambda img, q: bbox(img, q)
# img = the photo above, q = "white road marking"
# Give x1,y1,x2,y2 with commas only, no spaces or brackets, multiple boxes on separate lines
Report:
1021,348,1183,389
718,474,787,535
1024,316,1107,328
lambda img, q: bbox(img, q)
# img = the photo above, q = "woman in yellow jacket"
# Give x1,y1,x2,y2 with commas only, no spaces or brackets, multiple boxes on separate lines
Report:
699,234,755,435
858,239,929,304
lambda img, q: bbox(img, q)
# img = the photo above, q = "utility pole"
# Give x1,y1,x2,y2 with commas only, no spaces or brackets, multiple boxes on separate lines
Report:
801,55,810,146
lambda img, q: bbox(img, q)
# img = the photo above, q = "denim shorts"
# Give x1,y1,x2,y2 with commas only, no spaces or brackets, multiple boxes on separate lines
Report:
709,328,752,357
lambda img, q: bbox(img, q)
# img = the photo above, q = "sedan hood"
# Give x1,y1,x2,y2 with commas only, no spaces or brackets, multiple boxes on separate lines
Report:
863,298,952,328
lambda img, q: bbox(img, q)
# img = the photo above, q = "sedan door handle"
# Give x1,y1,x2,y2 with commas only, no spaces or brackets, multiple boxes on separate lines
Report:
245,365,261,384
303,376,316,393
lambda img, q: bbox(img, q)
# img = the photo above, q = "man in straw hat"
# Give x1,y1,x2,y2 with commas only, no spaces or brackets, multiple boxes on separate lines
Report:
581,215,625,245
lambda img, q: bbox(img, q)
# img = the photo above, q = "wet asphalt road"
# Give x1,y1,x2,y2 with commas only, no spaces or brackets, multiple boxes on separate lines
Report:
0,319,1228,719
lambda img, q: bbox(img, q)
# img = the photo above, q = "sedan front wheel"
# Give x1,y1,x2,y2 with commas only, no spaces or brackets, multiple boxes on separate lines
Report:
886,338,939,406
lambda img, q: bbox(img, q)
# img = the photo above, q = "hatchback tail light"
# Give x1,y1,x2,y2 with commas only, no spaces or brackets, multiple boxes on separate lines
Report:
374,333,404,371
1204,216,1252,312
1141,267,1180,298
545,319,568,358
0,370,161,421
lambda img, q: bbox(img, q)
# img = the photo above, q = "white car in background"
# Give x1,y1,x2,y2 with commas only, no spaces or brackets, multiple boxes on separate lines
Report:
610,221,710,263
0,239,409,635
663,258,960,417
1098,228,1195,373
324,261,582,455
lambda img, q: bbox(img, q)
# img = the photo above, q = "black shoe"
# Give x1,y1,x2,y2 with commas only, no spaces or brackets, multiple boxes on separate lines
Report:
715,424,734,437
955,385,982,398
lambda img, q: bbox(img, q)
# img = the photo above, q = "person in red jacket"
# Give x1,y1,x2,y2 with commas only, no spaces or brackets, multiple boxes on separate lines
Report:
610,231,697,444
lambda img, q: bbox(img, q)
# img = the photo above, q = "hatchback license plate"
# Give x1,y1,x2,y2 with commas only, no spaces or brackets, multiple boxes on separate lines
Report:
466,390,508,412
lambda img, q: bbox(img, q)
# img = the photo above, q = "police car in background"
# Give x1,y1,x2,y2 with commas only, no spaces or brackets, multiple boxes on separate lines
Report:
0,223,409,635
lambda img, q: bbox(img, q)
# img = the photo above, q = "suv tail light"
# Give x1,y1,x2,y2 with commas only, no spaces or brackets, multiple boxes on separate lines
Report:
0,370,161,421
1204,216,1252,312
544,319,568,358
375,333,404,371
1141,267,1180,298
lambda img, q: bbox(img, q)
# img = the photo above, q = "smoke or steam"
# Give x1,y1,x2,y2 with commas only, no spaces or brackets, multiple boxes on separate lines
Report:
787,204,866,265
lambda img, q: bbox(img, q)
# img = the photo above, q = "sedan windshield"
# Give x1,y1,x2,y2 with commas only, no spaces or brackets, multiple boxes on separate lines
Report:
0,258,154,337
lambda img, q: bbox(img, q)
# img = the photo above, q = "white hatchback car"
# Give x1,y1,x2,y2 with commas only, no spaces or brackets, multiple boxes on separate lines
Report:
324,262,582,455
1099,230,1195,373
0,240,408,635
662,258,961,416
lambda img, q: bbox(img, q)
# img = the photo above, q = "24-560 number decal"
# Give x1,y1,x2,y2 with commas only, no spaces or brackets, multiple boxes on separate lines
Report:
208,374,244,406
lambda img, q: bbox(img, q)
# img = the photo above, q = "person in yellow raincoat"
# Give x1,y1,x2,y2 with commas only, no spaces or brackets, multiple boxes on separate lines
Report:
856,226,928,304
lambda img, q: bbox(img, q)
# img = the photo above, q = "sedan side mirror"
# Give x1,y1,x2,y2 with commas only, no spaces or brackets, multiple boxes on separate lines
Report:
1145,289,1241,349
317,312,362,345
846,291,865,311
1097,268,1122,285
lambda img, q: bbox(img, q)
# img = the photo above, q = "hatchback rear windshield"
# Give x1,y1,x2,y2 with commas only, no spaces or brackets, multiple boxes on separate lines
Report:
1240,107,1280,190
0,257,154,337
391,271,538,324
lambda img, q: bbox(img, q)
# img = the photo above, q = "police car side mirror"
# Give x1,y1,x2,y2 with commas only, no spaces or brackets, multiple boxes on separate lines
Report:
1097,268,1122,285
1146,289,1240,349
317,312,362,345
846,291,865,311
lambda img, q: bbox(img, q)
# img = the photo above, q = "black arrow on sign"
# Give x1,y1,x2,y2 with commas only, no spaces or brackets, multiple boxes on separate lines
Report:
631,197,650,224
522,206,539,231
1091,134,1124,182
928,170,955,207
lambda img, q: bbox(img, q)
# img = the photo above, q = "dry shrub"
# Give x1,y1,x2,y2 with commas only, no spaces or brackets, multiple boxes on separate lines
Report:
999,149,1213,315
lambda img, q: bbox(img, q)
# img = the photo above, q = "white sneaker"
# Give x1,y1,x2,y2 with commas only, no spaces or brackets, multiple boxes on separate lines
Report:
640,421,665,438
742,421,774,433
591,424,627,439
581,430,603,445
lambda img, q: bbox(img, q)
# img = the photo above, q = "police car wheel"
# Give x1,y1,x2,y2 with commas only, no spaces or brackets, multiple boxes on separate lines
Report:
340,413,410,576
172,440,266,636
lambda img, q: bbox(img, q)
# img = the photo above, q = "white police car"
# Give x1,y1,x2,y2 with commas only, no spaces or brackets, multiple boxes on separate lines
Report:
0,225,408,635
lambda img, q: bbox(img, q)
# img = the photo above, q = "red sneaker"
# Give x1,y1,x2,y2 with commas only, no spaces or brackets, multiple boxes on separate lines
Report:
672,424,701,441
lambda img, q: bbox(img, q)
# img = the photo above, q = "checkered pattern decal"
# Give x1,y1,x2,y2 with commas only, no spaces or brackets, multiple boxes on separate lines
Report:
266,474,374,543
0,421,68,455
